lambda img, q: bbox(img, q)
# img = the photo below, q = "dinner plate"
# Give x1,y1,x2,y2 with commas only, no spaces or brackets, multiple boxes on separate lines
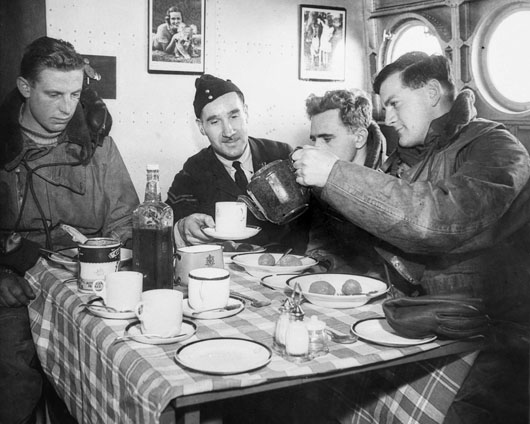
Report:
203,225,261,241
260,273,299,290
122,320,197,345
351,317,437,347
48,247,133,273
174,337,272,375
183,297,245,319
83,298,136,320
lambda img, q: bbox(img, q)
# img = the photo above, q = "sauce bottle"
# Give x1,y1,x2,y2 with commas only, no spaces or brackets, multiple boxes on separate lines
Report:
132,164,174,291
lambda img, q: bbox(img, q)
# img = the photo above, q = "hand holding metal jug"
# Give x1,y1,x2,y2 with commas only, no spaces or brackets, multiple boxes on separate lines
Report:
237,149,310,225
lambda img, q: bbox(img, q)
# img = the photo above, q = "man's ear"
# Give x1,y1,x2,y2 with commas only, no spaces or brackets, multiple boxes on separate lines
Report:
16,77,31,99
195,118,206,135
354,128,369,149
426,79,443,107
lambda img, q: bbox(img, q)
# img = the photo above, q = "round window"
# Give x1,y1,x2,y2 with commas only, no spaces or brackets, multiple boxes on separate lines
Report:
473,5,530,114
386,21,443,64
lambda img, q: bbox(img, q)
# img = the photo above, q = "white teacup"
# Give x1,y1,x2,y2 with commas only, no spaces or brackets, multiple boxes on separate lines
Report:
135,289,183,337
91,271,143,312
188,267,230,311
215,201,247,234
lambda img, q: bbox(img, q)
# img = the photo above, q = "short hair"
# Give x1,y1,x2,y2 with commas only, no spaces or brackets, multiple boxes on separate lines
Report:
305,89,373,131
165,6,182,24
20,36,85,83
373,51,456,100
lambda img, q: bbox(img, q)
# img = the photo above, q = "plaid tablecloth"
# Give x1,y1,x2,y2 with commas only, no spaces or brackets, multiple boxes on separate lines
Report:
26,259,478,424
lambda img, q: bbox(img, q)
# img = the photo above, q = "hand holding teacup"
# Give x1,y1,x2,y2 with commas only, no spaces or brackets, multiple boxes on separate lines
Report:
291,145,339,187
176,213,216,246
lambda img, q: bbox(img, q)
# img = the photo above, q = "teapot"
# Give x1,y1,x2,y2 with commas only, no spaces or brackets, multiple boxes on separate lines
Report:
238,158,310,225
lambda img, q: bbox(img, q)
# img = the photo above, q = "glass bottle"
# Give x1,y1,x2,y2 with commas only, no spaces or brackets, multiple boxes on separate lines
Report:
306,315,329,359
132,164,174,291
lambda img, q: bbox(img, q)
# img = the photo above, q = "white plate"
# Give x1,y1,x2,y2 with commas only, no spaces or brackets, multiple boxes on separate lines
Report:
183,297,244,319
84,298,136,320
123,320,197,345
232,253,318,278
48,247,132,273
221,242,265,264
352,318,437,347
203,225,261,241
260,273,299,290
286,273,388,309
175,338,272,375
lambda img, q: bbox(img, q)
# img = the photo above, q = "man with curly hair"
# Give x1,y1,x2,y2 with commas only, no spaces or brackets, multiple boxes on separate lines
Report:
304,89,386,275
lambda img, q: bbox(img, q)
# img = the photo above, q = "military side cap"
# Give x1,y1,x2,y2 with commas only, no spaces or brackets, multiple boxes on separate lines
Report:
193,74,244,118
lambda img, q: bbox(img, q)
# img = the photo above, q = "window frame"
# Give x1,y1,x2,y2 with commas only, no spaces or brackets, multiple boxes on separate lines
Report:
472,2,530,114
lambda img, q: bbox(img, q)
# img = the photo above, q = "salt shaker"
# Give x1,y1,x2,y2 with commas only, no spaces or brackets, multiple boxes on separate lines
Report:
306,315,329,358
273,298,293,355
285,304,309,362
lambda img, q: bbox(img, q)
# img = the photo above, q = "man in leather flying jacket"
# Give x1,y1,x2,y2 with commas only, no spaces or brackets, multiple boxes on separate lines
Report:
293,52,530,424
0,37,138,423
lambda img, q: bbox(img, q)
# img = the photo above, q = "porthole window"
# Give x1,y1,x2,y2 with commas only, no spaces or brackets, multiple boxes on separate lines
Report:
473,5,530,114
385,21,443,64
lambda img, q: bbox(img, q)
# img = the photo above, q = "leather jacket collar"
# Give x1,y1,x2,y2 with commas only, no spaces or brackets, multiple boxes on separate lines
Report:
0,89,92,169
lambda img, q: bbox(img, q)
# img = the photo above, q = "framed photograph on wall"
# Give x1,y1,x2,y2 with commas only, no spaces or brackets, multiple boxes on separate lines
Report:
148,0,205,74
299,5,346,81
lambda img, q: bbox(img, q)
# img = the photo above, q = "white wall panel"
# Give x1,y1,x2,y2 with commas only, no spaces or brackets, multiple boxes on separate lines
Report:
46,0,365,198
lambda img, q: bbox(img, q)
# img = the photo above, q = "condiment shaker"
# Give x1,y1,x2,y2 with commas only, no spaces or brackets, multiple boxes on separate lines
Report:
273,298,293,355
284,304,309,362
306,315,329,358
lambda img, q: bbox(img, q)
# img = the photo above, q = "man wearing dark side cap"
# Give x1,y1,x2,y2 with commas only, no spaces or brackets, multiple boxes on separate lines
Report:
166,74,308,251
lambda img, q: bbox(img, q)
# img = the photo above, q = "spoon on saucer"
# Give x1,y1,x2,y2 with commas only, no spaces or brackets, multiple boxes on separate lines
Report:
191,304,241,316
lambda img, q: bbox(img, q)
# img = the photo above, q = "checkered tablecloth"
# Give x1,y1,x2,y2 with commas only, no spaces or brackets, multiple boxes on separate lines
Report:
26,259,478,424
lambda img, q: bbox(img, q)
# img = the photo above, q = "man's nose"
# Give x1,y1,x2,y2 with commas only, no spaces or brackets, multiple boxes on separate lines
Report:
59,96,77,115
222,121,236,138
384,109,396,127
314,139,325,148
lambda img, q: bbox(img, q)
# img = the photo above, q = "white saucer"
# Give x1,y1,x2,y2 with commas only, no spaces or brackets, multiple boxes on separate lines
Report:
203,225,261,241
183,297,244,319
122,320,197,345
351,318,437,347
84,299,136,320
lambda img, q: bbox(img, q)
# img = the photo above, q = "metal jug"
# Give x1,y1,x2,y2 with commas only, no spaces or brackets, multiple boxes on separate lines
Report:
238,158,310,225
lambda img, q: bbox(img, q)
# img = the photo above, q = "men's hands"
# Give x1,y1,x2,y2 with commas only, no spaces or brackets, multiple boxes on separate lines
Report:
291,146,338,187
0,272,36,307
177,213,216,245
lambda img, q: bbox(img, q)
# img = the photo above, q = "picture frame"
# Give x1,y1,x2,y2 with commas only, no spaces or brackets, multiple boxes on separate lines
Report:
299,5,346,81
148,0,205,74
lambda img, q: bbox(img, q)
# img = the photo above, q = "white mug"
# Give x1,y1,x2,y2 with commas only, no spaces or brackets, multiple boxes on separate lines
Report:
215,201,247,234
135,289,183,337
188,267,230,311
91,271,142,312
174,244,224,286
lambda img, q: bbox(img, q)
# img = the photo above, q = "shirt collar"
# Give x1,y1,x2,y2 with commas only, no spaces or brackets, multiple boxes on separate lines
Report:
214,142,254,177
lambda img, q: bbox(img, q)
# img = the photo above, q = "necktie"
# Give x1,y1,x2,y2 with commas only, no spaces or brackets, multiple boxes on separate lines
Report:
232,161,248,191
